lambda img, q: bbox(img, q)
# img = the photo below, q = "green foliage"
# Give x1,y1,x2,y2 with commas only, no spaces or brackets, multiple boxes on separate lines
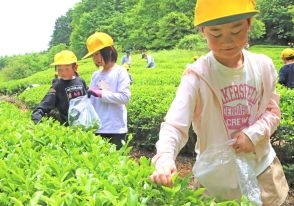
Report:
0,46,293,203
0,57,7,69
153,12,192,49
256,0,294,44
249,45,286,70
176,33,207,50
11,50,199,152
271,85,294,183
249,49,294,166
277,85,294,126
128,85,176,148
289,5,294,24
0,53,50,81
283,164,294,187
0,69,52,95
18,85,51,109
4,47,294,155
249,18,266,41
0,101,254,205
68,0,196,56
51,0,294,56
70,12,97,58
49,11,73,48
2,0,294,80
47,43,69,64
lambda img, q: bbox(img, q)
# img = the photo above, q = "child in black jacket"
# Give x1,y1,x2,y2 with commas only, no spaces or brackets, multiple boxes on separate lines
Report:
32,50,87,125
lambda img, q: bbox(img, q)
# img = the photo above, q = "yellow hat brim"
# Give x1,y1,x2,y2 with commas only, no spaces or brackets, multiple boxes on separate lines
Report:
50,61,76,66
195,11,258,26
82,43,114,59
82,50,97,60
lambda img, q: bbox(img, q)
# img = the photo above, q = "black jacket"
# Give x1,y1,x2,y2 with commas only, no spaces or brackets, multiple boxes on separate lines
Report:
31,77,87,124
279,63,294,89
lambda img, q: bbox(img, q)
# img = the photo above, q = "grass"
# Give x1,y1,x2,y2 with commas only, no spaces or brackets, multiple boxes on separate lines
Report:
249,45,287,70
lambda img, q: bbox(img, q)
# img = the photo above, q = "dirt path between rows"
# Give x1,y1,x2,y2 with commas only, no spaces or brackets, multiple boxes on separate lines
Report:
0,95,28,111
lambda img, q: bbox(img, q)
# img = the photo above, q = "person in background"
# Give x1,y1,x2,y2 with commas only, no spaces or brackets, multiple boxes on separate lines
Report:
25,84,40,91
31,50,87,125
121,50,132,67
83,32,131,150
278,48,294,89
122,63,133,85
142,53,155,68
150,0,289,205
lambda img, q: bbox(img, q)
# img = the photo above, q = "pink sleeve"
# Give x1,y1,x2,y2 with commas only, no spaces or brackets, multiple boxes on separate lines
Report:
152,72,199,170
242,57,281,146
242,91,280,145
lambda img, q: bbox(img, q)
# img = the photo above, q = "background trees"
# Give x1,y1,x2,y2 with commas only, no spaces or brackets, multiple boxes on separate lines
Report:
1,0,293,80
48,0,292,58
49,11,73,48
256,0,294,44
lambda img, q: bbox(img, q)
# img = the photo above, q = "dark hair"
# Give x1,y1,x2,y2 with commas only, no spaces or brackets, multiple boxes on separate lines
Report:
286,56,294,61
100,46,118,64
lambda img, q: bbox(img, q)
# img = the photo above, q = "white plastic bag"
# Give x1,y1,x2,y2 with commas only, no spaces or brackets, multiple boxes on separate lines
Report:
68,95,101,129
193,139,262,205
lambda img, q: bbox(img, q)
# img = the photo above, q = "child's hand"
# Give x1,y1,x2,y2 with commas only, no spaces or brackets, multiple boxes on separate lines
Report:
150,165,177,187
87,88,102,98
231,132,255,153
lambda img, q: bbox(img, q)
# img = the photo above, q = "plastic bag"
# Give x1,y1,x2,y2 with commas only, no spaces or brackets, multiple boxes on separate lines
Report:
68,95,101,129
193,139,262,205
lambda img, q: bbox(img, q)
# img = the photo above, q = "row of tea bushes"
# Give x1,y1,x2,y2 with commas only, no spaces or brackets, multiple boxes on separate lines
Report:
0,101,253,205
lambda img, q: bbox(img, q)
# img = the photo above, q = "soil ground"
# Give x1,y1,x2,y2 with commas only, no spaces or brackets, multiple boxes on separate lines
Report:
130,147,294,205
0,95,28,111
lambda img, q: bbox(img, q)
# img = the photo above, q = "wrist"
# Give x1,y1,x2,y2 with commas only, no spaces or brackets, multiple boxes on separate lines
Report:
88,88,102,98
152,154,176,171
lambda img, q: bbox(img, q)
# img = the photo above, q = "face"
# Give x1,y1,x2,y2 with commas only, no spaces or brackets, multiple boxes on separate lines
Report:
56,64,76,80
203,18,251,64
92,51,105,68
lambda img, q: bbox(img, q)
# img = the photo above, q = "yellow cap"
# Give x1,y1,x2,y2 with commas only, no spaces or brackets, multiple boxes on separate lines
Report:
281,48,294,59
51,50,77,66
192,55,199,61
194,0,259,26
122,64,130,70
82,32,114,59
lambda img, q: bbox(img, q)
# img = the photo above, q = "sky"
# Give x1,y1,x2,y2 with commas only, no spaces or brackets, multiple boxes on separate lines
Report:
0,0,81,57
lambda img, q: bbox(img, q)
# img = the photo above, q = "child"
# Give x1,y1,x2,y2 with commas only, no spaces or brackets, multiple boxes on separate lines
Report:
142,53,155,68
278,48,294,89
121,50,132,67
31,50,87,125
150,0,289,205
83,32,131,150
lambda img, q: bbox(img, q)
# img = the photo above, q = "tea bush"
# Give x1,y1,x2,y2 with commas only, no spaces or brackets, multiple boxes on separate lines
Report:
0,101,253,205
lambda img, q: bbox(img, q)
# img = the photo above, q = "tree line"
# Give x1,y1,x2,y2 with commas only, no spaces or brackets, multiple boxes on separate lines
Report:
0,0,293,80
50,0,294,58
